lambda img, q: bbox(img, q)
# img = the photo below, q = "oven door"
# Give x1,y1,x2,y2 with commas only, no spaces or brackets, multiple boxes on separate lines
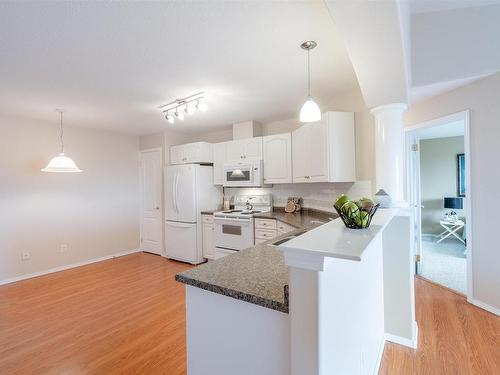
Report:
214,216,254,251
223,164,254,187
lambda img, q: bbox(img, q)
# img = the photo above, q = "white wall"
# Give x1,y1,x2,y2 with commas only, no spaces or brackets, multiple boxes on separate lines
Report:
420,136,465,234
0,116,140,281
405,72,500,312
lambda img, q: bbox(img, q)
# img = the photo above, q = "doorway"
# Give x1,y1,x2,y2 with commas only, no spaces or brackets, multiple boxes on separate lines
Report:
140,148,163,255
406,111,472,297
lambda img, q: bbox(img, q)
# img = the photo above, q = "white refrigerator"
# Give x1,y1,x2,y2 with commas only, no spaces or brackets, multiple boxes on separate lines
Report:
164,164,221,264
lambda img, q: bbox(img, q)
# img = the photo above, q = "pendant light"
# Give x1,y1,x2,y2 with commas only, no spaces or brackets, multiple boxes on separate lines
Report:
299,41,321,123
41,109,82,173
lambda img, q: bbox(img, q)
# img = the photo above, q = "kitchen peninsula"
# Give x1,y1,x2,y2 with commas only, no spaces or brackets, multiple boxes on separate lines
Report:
176,208,416,375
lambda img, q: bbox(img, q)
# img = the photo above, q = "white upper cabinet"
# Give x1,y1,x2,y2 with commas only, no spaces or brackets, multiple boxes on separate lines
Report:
226,137,263,161
170,142,213,165
292,111,356,183
263,133,292,184
213,142,227,185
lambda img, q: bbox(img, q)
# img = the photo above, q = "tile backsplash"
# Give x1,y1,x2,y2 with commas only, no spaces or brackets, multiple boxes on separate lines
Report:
224,181,372,212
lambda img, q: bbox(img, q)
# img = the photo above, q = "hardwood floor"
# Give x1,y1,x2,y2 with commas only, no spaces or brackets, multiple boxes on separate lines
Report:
379,277,500,375
0,252,192,375
0,253,498,374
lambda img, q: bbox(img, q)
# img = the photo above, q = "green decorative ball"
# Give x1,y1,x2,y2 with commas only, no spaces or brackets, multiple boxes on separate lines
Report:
334,194,350,210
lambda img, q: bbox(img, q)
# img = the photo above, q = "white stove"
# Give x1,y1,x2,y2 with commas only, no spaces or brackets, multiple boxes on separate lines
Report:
213,194,272,258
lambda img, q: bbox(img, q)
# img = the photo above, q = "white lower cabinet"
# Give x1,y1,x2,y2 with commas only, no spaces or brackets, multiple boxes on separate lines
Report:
277,221,296,235
202,215,215,260
254,218,296,244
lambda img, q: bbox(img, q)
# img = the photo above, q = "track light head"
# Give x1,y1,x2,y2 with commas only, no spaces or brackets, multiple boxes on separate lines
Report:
175,109,185,121
196,100,208,112
185,102,196,115
165,112,175,124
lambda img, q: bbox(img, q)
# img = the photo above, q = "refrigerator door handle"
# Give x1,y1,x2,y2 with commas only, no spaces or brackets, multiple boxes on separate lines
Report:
174,172,180,213
166,221,194,228
171,172,177,213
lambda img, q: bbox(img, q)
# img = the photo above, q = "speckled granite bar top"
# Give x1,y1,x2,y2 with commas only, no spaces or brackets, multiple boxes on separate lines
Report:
175,243,290,313
176,208,338,313
254,207,338,228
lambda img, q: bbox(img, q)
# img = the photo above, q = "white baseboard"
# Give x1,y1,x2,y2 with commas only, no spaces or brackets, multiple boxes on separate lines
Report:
0,249,142,286
470,298,500,316
385,323,418,349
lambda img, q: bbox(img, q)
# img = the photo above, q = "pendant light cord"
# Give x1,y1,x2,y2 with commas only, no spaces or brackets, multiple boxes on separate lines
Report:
307,48,311,97
59,110,64,154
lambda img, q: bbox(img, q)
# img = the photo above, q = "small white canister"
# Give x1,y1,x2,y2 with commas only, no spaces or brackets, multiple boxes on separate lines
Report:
374,189,392,208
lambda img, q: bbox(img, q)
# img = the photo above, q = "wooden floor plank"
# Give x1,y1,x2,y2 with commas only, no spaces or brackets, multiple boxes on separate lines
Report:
379,277,500,375
1,253,498,374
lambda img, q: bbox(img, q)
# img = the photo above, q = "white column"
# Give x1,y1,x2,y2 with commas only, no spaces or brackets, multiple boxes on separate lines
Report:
370,103,408,205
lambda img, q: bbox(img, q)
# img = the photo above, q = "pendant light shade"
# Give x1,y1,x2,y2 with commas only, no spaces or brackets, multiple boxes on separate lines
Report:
300,41,321,123
42,109,82,173
300,96,321,122
42,153,82,173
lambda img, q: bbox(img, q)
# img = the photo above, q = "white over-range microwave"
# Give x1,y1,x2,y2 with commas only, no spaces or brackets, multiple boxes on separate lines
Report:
223,159,264,187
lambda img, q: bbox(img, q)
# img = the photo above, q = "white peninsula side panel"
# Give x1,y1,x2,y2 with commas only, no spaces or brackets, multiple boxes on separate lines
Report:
185,286,290,375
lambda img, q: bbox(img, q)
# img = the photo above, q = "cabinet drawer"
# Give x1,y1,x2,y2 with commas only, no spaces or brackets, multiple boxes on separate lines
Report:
255,228,277,240
277,221,296,235
255,237,268,245
202,215,214,224
255,218,277,230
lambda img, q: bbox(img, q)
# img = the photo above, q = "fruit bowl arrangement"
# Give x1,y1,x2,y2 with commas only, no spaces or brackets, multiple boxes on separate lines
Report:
334,195,380,229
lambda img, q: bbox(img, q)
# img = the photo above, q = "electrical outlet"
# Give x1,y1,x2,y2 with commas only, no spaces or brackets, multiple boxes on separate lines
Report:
60,244,68,253
21,250,31,261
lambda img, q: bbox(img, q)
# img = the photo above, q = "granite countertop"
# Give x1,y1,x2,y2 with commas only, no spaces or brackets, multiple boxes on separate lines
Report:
254,207,337,228
175,242,290,313
200,210,217,215
176,208,337,313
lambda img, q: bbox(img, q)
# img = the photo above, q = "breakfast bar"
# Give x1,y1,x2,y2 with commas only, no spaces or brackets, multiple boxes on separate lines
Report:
176,208,416,375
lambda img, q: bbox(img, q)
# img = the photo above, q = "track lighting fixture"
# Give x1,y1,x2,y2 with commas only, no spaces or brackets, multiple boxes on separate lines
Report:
159,92,206,124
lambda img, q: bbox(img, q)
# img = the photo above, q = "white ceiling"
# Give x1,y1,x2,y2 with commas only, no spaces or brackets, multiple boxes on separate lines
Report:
0,1,359,135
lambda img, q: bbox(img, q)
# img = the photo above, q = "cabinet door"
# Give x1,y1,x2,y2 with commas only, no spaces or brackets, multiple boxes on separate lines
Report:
292,125,311,182
307,121,328,182
202,222,215,259
183,143,200,164
213,142,227,185
170,145,184,165
225,140,244,161
243,137,263,159
263,133,292,184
